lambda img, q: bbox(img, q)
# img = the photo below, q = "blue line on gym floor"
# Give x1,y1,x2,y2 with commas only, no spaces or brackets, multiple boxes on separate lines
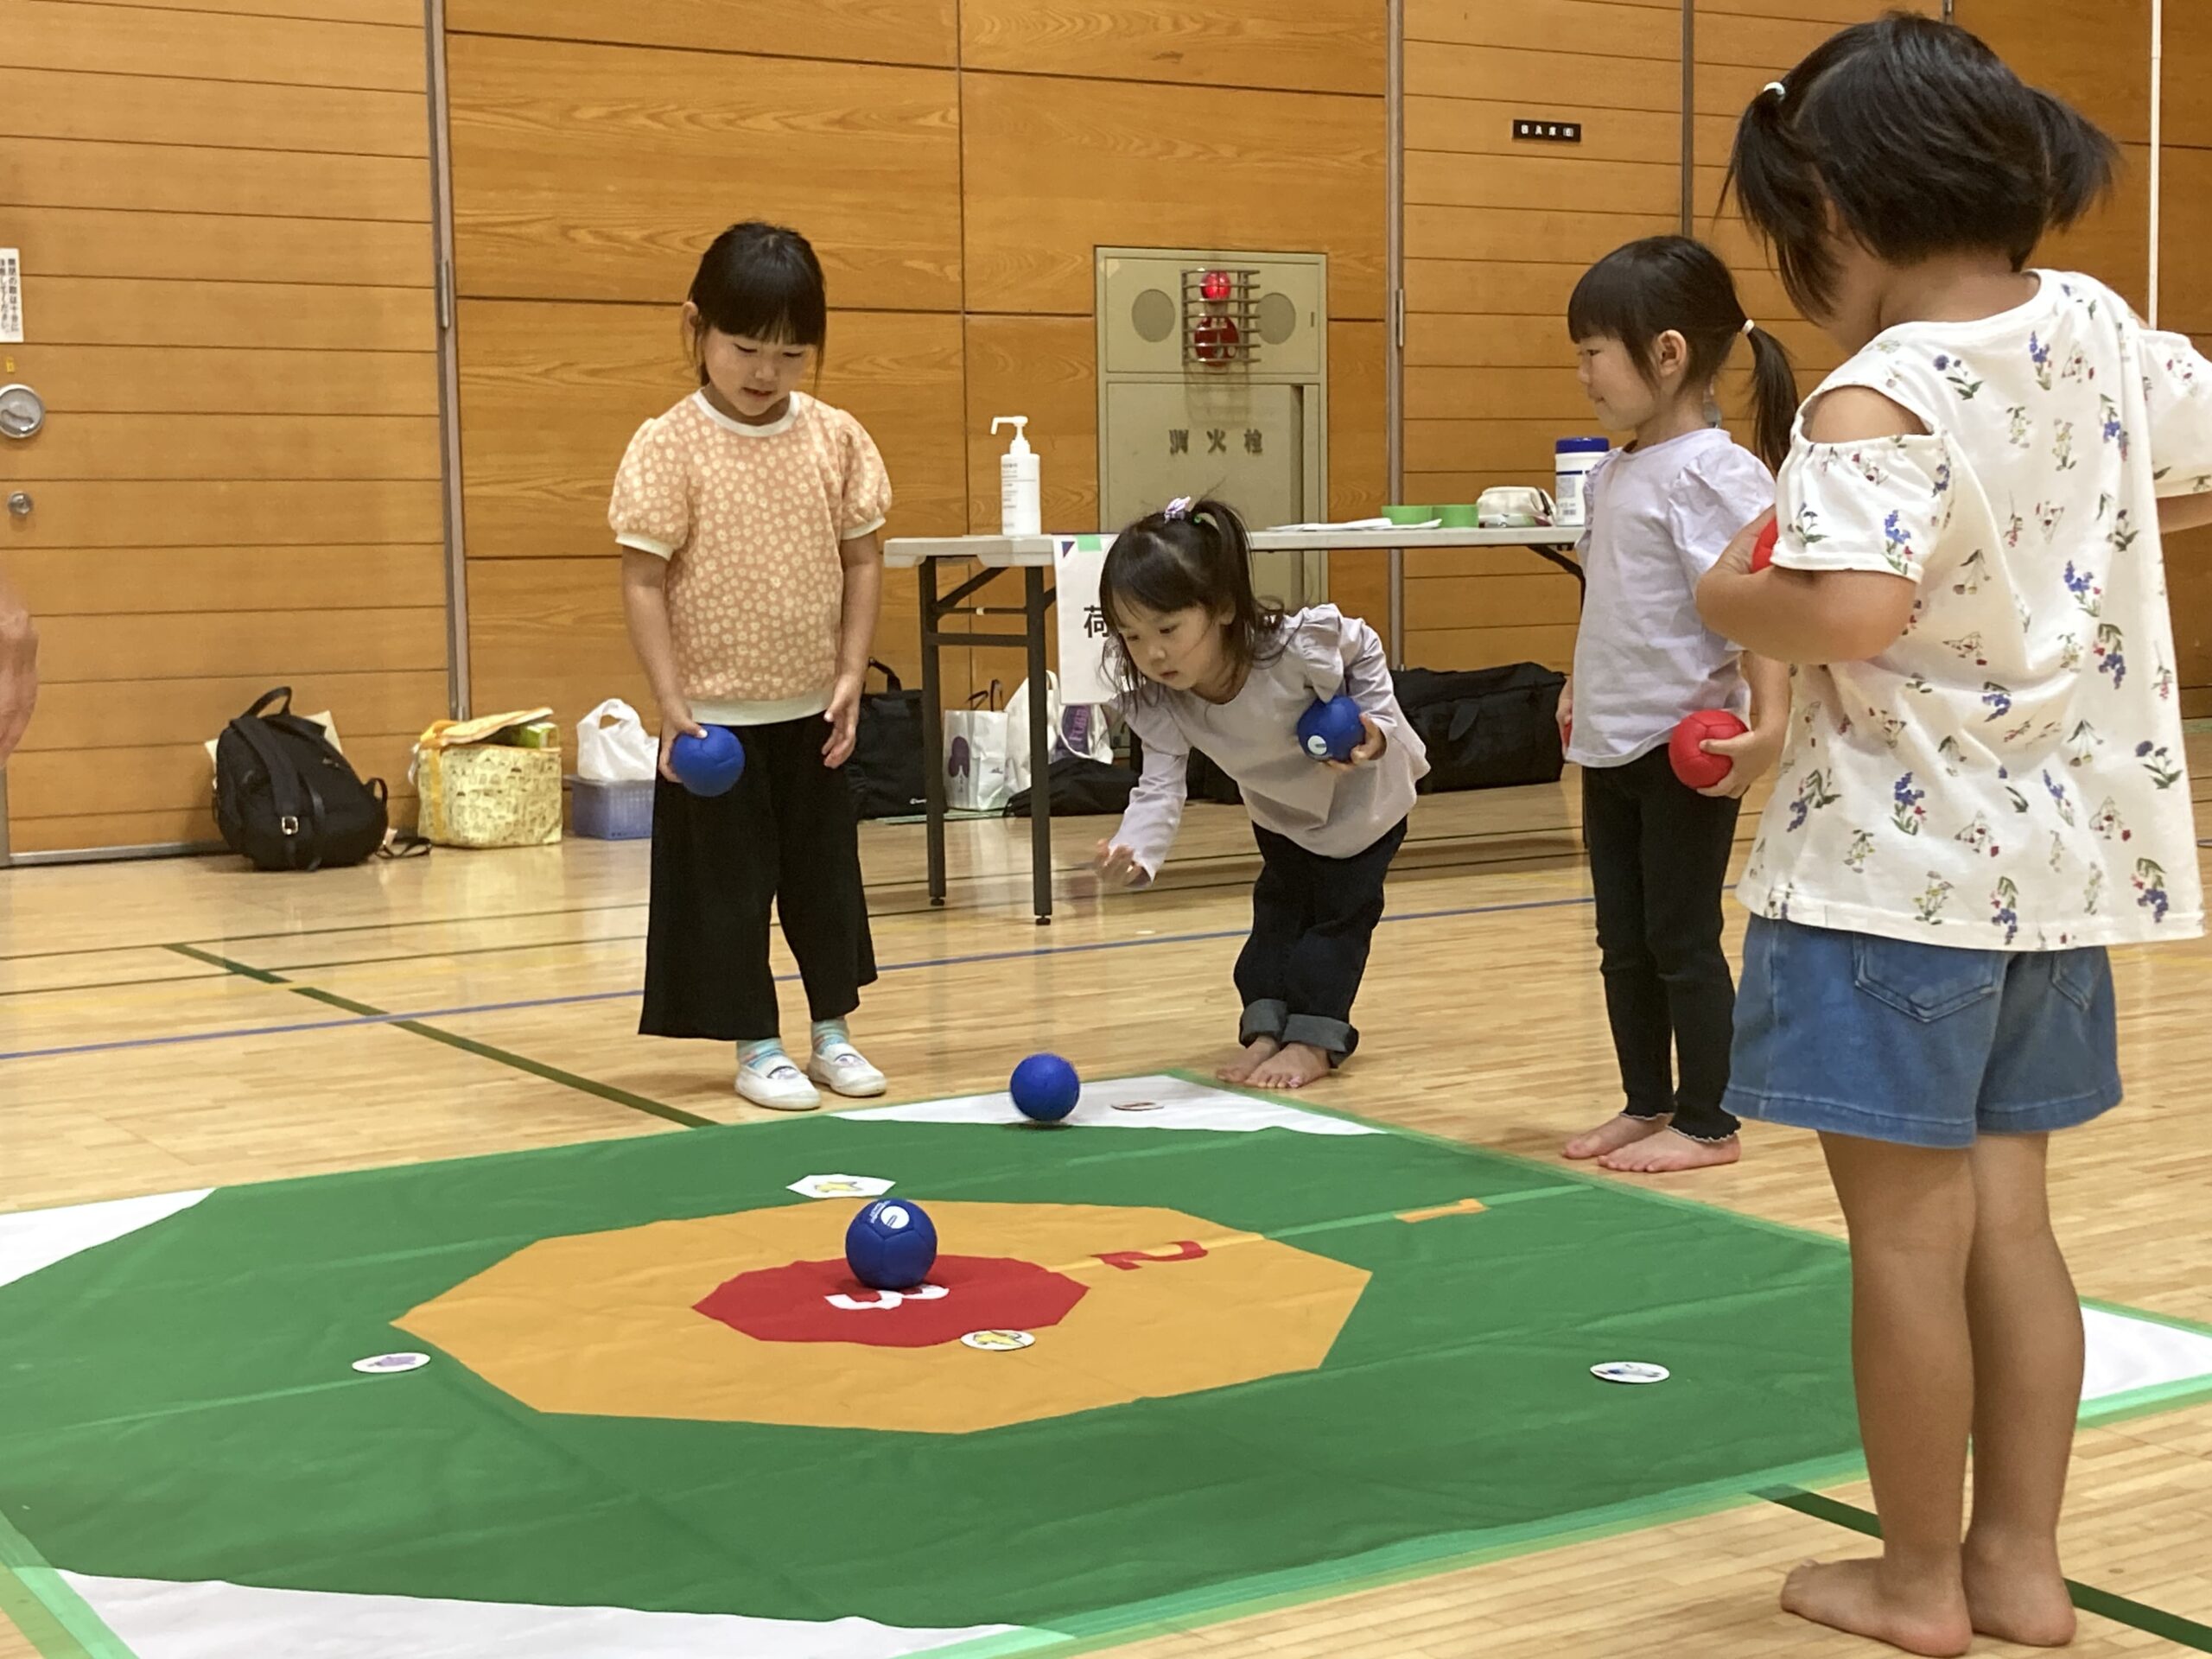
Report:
0,891,1598,1065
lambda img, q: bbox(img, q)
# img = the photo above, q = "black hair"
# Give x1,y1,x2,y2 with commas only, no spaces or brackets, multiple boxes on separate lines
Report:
1567,235,1800,472
683,220,829,386
1725,12,2117,321
1097,498,1284,698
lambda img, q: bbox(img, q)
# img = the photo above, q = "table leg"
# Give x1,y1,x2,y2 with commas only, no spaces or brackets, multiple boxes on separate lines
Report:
1024,564,1053,926
918,559,948,907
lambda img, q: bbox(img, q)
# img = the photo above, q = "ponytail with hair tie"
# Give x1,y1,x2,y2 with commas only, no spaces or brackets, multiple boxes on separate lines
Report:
1096,496,1287,700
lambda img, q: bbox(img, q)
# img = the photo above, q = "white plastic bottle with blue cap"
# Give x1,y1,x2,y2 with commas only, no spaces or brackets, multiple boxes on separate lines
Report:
993,416,1041,536
1554,436,1610,528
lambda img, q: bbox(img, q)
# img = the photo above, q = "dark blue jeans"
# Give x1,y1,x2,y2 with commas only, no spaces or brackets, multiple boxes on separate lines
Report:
1235,818,1408,1062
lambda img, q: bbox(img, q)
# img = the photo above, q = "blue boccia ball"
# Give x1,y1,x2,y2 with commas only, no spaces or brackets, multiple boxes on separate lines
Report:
845,1198,938,1291
1296,696,1366,763
670,726,745,797
1010,1052,1081,1122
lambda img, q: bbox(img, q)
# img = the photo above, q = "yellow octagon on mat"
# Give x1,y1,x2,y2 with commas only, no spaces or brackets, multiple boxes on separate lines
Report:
397,1201,1370,1433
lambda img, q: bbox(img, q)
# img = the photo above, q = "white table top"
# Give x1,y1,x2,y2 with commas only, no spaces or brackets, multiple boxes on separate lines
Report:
882,525,1584,569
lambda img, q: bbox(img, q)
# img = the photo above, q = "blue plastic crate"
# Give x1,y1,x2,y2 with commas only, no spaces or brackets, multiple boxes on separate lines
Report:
569,776,655,840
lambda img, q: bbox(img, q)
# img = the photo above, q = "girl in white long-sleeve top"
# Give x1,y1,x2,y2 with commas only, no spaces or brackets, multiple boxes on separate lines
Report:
1093,497,1428,1090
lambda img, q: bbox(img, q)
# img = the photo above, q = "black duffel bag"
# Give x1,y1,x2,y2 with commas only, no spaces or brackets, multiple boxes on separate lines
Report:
1393,663,1567,793
213,687,391,871
845,660,929,819
1006,754,1139,819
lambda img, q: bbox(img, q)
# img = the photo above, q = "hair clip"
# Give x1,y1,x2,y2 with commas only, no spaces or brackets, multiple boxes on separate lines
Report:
1762,79,1787,101
1741,317,1758,337
1163,496,1193,521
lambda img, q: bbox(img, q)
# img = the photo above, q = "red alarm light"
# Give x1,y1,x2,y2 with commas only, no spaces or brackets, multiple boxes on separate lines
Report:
1192,315,1241,362
1200,270,1233,302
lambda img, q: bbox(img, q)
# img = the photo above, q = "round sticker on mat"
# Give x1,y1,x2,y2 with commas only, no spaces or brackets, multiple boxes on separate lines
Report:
787,1173,894,1200
353,1351,430,1376
1591,1361,1669,1385
1110,1101,1163,1113
960,1329,1036,1351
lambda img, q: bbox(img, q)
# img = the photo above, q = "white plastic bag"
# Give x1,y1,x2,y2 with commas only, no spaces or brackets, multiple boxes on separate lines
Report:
944,687,1014,811
1005,673,1113,792
575,698,658,784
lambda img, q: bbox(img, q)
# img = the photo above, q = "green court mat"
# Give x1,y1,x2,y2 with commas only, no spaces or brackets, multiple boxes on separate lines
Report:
2,1077,2207,1656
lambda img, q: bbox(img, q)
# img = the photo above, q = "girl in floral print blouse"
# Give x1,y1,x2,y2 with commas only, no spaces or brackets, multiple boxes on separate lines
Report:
1695,18,2212,1658
612,223,893,1114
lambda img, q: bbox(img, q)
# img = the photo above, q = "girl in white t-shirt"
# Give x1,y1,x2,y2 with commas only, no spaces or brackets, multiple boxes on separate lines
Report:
1700,17,2212,1653
1558,236,1799,1174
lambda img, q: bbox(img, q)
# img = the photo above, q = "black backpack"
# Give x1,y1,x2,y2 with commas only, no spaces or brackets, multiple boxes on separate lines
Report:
213,688,391,871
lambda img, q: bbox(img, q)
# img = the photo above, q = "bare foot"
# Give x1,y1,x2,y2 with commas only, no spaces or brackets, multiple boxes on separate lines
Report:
1780,1558,1973,1657
1563,1112,1668,1160
1964,1536,2077,1648
1599,1129,1743,1174
1218,1037,1281,1084
1246,1042,1332,1090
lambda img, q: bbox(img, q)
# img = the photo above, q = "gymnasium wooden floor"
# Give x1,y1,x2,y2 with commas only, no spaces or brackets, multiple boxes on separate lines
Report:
4,756,2211,1658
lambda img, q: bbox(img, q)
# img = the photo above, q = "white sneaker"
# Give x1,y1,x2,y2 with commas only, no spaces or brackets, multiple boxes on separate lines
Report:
735,1046,820,1111
808,1039,887,1098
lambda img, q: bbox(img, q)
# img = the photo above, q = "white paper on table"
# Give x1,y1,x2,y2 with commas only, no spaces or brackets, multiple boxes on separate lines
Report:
1260,517,1398,533
1052,534,1119,706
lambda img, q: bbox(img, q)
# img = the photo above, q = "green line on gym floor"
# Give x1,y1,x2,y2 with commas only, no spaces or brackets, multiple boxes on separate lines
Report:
163,943,287,983
1759,1485,2212,1650
161,945,714,1130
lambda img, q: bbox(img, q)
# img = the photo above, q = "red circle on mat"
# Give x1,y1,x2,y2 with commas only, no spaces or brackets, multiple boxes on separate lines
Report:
696,1255,1086,1348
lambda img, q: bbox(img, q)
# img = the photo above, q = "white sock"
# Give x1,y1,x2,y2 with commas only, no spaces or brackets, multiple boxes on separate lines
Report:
738,1039,787,1067
811,1019,850,1052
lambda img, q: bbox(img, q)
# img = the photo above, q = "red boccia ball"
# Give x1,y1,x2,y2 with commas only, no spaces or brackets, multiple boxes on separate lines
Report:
1750,518,1779,572
1669,709,1748,791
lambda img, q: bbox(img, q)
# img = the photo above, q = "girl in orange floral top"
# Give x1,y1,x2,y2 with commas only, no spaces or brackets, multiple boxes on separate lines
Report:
612,222,891,1112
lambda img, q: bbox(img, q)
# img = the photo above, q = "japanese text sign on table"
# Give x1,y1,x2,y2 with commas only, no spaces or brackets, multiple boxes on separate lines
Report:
1053,534,1118,706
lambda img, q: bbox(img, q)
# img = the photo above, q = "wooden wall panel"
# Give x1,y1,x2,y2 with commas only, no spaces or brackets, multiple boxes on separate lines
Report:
455,300,960,735
1959,0,2152,144
1400,0,1675,672
445,34,962,310
449,3,1388,716
1,0,444,852
458,302,966,559
5,139,427,222
27,348,440,417
963,316,1099,535
22,276,434,351
62,0,420,22
1408,0,1677,60
8,207,435,289
2164,148,2212,335
23,671,445,753
8,481,443,550
445,0,957,67
961,0,1384,96
5,0,425,90
11,548,447,616
0,67,428,155
2162,3,2212,712
961,72,1387,319
1328,320,1391,650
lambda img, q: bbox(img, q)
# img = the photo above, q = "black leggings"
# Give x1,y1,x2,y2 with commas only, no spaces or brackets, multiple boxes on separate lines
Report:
1234,818,1408,1062
1583,747,1741,1140
640,715,876,1044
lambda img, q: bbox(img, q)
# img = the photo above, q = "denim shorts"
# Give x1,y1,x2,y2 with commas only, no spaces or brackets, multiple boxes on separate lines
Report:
1724,918,2121,1149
